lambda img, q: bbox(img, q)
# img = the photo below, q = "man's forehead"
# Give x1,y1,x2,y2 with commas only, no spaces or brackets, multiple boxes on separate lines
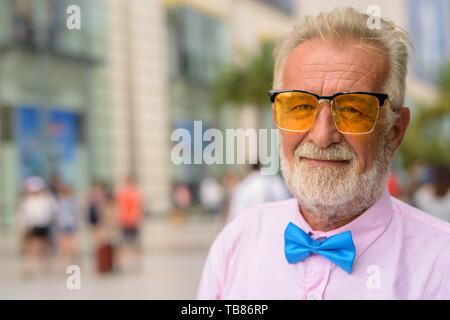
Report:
281,38,389,93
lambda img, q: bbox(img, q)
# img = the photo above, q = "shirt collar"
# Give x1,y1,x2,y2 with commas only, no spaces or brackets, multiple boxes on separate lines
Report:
291,187,393,262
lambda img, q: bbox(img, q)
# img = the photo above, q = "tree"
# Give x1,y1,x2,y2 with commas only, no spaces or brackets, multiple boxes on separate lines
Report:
212,42,275,108
398,62,450,168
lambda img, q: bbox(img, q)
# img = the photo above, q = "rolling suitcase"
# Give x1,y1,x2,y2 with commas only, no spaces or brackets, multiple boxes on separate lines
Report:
96,242,114,273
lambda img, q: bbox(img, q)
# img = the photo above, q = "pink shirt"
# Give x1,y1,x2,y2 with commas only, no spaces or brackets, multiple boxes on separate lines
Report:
197,188,450,299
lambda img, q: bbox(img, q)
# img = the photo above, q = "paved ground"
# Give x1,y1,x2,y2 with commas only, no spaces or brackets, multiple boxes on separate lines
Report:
0,215,224,299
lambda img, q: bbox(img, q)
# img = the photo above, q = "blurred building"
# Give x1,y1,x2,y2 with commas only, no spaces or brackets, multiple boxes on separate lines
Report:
0,0,303,228
107,0,171,216
165,0,302,198
0,0,110,228
109,0,303,208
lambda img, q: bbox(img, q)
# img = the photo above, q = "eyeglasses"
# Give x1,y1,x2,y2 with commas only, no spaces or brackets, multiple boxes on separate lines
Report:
268,90,389,134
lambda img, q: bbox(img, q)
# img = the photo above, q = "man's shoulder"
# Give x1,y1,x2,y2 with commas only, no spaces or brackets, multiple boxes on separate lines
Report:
389,196,450,299
390,196,450,236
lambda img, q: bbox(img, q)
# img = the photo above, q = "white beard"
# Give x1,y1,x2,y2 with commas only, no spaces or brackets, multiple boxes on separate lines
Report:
279,131,393,227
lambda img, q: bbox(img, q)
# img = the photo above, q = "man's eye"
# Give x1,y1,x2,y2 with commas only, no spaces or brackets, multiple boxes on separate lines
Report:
290,104,314,111
340,106,362,115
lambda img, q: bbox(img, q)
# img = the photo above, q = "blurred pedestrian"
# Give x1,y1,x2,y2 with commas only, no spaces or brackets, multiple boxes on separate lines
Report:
55,183,79,271
387,171,402,198
18,176,57,278
406,159,433,203
413,165,450,222
226,163,292,223
94,183,120,274
116,175,144,272
48,172,62,199
47,173,63,254
100,184,120,246
199,177,225,217
170,182,192,225
85,180,106,246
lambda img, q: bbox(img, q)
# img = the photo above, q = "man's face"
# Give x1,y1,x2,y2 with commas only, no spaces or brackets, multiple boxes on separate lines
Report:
279,38,390,174
277,38,407,222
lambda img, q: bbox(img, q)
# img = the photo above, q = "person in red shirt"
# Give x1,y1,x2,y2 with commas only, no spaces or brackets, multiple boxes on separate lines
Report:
387,172,402,198
116,175,144,272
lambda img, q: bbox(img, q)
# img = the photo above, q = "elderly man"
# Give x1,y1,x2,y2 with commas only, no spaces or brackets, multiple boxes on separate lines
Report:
197,7,450,300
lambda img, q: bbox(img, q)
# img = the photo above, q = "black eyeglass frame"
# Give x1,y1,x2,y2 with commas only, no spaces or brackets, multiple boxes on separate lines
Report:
268,90,388,106
268,90,390,134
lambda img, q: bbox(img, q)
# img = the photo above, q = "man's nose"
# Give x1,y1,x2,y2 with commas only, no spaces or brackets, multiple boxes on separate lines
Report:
305,101,343,148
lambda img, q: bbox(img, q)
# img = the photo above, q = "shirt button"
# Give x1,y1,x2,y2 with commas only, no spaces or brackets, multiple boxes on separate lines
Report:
307,292,317,300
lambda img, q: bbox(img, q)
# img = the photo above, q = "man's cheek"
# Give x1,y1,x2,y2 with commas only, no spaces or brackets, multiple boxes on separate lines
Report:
282,133,303,154
345,136,375,174
282,144,297,169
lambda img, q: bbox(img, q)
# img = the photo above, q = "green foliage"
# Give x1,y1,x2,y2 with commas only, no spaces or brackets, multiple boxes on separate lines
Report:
398,62,450,169
212,42,275,108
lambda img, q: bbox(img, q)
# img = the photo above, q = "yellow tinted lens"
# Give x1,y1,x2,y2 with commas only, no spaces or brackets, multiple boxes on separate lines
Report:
332,94,379,133
274,92,317,131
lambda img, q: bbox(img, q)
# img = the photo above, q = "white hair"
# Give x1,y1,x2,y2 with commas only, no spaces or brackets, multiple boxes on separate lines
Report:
273,7,412,112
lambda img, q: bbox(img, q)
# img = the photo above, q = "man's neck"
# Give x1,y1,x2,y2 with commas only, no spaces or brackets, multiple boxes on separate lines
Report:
299,205,365,232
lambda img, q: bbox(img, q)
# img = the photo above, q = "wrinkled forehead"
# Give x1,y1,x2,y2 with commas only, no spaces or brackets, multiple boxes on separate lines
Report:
281,38,390,94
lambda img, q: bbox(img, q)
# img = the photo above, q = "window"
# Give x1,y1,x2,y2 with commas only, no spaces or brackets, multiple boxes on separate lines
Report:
408,0,450,84
8,0,102,60
257,0,295,15
168,7,230,86
11,0,35,46
0,106,13,142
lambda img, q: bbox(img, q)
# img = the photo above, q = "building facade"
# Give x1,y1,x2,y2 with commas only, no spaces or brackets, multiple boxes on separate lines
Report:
107,0,172,215
0,0,110,228
0,0,309,227
163,0,302,200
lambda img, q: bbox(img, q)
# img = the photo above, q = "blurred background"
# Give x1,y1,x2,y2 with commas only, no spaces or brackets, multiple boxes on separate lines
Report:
0,0,449,299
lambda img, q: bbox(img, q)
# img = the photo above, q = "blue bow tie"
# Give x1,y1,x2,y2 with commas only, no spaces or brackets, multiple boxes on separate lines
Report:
284,222,356,274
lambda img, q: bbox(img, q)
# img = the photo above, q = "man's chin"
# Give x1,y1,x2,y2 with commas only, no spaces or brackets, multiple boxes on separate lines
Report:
296,163,357,199
293,180,358,207
284,161,374,214
287,165,388,223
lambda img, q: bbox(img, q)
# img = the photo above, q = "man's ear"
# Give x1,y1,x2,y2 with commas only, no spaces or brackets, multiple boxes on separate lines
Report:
389,107,410,155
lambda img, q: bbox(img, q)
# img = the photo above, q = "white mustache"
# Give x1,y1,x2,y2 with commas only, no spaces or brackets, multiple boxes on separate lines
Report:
295,143,356,162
